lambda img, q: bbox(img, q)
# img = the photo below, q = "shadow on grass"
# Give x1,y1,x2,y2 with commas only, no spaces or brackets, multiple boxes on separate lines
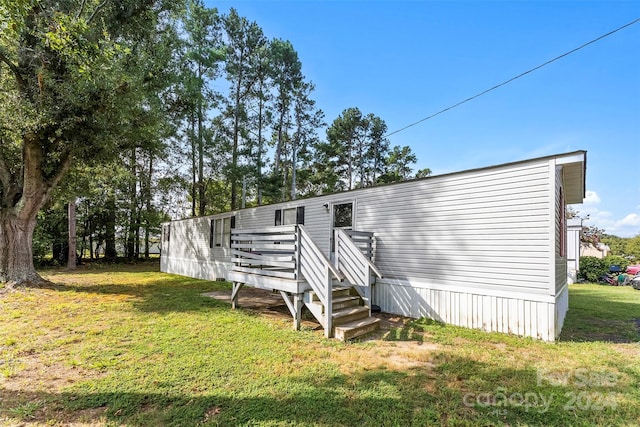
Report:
382,318,446,343
39,265,232,314
1,355,635,427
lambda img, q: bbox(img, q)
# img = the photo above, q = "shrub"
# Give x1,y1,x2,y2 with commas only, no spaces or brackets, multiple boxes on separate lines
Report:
578,256,607,282
578,256,631,282
603,255,629,271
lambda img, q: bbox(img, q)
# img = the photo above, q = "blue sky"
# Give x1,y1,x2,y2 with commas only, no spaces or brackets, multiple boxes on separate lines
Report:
210,0,640,237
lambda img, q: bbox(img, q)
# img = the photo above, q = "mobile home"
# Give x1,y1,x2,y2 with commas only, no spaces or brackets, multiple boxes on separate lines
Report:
161,151,586,341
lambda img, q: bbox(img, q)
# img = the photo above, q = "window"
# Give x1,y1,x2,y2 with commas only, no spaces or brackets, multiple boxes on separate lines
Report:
209,219,215,248
163,224,171,242
212,215,235,248
275,206,305,226
283,208,296,225
333,203,353,228
214,219,222,247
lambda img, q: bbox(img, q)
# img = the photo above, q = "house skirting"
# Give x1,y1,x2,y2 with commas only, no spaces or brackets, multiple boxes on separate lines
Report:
161,256,229,282
374,279,569,342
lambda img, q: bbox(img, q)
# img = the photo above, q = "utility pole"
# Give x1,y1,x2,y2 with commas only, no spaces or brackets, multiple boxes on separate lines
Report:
67,199,77,270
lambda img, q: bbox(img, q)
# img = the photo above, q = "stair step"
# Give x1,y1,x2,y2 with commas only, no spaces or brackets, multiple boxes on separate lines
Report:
334,317,380,341
306,286,353,302
330,286,353,298
306,295,361,311
332,296,361,310
332,306,370,326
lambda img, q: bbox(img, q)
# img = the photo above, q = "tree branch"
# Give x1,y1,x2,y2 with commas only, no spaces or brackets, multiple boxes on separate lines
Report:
76,0,88,19
0,147,12,190
88,0,110,24
0,146,21,209
47,149,74,192
0,48,25,93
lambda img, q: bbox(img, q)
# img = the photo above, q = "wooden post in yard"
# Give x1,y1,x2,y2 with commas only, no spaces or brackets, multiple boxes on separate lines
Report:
67,199,77,270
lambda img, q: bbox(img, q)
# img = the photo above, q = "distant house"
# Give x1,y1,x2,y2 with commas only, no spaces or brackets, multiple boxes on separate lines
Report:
580,242,610,259
567,217,582,284
161,151,586,341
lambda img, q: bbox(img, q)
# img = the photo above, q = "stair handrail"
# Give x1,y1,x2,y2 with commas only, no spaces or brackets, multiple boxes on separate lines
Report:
335,229,383,312
297,225,343,338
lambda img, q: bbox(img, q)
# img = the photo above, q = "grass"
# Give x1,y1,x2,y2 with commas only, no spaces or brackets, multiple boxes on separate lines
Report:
0,263,638,426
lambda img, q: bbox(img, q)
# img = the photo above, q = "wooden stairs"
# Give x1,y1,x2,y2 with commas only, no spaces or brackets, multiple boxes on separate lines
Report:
230,225,382,341
304,286,380,341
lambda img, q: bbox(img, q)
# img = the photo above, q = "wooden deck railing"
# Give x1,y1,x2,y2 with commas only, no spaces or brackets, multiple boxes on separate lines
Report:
335,229,383,313
231,225,298,279
231,225,343,338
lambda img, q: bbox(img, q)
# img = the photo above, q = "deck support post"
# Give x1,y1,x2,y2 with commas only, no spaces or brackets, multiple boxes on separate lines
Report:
324,265,333,338
231,282,243,309
294,293,303,330
280,291,303,330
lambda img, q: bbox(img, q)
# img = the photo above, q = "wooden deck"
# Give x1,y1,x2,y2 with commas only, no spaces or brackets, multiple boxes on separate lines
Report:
229,225,382,340
227,270,309,294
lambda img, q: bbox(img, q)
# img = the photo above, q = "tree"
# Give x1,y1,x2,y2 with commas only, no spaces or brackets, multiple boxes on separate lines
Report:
415,168,432,178
363,114,390,186
378,145,418,184
270,39,302,176
247,43,274,205
322,108,399,190
176,0,223,216
0,0,179,286
601,234,640,262
222,9,266,209
325,107,365,190
289,80,324,200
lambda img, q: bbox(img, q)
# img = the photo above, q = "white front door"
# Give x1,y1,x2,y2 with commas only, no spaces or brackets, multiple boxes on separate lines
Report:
330,201,354,256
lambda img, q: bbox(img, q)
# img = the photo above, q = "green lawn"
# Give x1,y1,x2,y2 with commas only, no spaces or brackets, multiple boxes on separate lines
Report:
1,263,639,426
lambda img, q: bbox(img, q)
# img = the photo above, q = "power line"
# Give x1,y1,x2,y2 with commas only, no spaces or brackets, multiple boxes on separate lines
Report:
385,17,640,138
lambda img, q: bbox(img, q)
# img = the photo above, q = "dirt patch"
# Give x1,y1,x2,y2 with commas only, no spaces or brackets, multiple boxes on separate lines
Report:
0,353,106,426
375,312,414,331
1,353,102,394
201,289,443,378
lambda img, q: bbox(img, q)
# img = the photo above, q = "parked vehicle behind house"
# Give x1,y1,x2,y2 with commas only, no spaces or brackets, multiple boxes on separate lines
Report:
625,264,640,275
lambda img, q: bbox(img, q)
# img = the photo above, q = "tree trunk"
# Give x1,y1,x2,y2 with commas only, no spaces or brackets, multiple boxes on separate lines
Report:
67,199,77,270
0,212,45,286
257,94,264,206
198,99,206,216
190,113,197,217
0,132,70,286
230,81,242,211
144,155,153,258
104,195,117,261
126,148,137,260
291,141,297,201
88,214,95,260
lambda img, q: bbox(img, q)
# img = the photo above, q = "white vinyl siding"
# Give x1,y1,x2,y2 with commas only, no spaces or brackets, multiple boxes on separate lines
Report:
356,161,553,295
160,214,235,281
163,160,554,295
239,201,332,254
